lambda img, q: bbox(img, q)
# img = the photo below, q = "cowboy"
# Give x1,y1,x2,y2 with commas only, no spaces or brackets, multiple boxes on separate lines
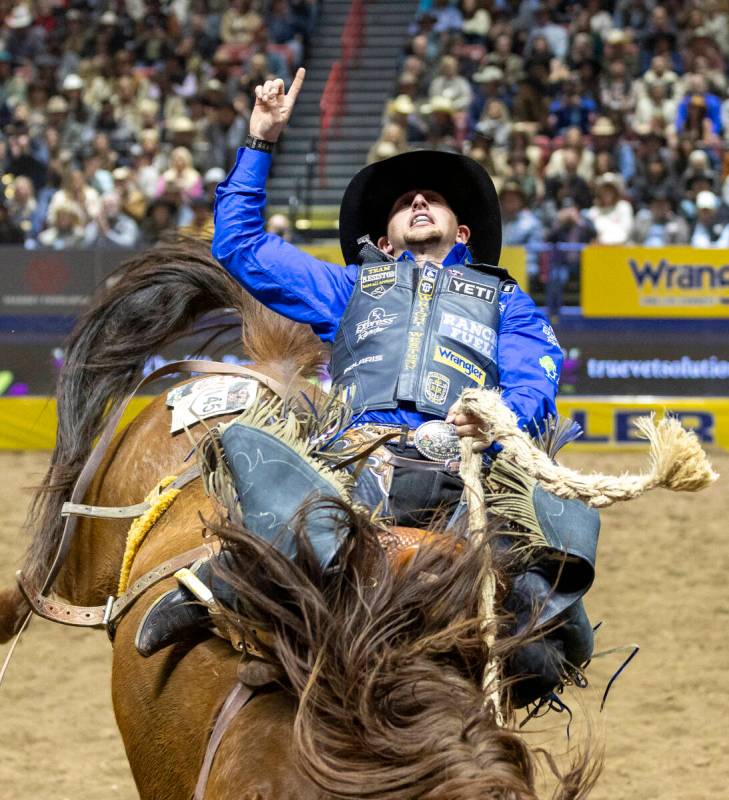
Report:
138,70,598,707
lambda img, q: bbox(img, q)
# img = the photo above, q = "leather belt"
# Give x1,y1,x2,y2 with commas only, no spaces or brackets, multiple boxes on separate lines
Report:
381,450,461,474
362,424,419,448
357,421,462,468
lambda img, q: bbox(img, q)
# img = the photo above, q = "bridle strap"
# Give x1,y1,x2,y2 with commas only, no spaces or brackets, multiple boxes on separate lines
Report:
17,540,221,635
41,359,316,595
61,463,202,520
193,681,256,800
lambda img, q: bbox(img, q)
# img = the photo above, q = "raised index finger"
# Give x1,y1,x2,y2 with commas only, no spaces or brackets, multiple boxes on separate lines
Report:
286,67,306,103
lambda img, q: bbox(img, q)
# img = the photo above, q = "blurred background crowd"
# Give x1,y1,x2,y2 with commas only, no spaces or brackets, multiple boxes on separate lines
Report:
0,0,316,248
370,0,729,266
2,0,729,260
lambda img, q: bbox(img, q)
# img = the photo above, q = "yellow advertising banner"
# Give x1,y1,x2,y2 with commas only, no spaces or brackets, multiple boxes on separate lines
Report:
556,396,729,451
498,246,527,289
0,397,153,450
581,246,729,317
302,243,528,289
3,395,727,452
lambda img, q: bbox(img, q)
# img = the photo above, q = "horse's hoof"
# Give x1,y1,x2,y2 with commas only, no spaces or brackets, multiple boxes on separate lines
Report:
134,587,211,657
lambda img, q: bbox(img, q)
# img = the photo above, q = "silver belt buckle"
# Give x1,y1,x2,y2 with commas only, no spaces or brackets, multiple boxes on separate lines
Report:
413,420,461,463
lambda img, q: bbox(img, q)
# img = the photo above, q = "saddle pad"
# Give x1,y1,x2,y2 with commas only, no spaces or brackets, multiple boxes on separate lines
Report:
166,375,259,433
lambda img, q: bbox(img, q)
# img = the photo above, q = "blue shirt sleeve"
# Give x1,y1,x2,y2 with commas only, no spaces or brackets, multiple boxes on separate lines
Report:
497,285,562,432
211,147,358,342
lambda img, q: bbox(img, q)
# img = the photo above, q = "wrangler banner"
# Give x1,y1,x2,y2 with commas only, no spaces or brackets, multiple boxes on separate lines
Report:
581,246,729,317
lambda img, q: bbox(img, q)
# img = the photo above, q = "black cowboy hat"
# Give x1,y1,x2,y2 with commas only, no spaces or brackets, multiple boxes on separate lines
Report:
339,150,502,266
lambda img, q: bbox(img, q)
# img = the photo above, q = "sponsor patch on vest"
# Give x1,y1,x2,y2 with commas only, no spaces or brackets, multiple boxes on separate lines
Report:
424,371,451,405
355,307,397,342
361,265,396,298
418,264,438,298
501,281,516,294
343,353,384,376
438,311,497,360
433,345,486,386
447,277,496,302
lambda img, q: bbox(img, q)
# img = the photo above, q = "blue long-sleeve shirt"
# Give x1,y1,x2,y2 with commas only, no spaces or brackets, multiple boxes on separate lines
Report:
212,147,563,432
675,92,723,136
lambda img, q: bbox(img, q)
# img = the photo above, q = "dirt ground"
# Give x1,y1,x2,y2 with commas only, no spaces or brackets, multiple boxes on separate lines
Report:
0,448,727,800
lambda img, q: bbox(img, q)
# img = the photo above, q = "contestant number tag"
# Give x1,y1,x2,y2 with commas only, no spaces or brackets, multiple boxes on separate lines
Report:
166,375,259,433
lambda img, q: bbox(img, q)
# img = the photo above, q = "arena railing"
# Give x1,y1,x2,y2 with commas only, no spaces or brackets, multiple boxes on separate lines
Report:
318,0,366,186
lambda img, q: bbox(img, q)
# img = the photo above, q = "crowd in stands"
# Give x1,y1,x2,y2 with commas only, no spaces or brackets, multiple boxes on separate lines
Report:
0,0,317,248
369,0,729,282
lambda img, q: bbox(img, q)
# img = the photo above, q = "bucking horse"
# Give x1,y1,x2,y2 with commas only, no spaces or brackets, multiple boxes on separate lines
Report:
0,240,716,799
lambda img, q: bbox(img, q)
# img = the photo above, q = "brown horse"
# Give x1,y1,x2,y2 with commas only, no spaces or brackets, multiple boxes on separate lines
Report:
0,241,597,799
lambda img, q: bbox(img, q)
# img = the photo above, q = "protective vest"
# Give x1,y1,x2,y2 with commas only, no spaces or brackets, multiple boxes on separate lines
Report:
331,259,514,416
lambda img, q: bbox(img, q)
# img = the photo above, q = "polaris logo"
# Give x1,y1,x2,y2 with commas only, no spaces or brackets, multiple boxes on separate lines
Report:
629,259,729,290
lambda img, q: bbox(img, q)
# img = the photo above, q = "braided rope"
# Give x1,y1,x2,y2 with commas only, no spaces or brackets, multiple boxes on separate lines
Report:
117,476,181,594
457,389,718,508
459,437,503,725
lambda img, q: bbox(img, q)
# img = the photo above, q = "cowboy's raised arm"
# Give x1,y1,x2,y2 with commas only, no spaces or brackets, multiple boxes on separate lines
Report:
212,68,358,343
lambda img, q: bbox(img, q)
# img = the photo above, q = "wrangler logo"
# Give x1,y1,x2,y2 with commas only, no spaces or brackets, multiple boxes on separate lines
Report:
433,346,485,386
629,259,729,290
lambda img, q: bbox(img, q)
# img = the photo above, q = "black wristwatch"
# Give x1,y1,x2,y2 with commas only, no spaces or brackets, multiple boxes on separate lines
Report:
245,135,275,153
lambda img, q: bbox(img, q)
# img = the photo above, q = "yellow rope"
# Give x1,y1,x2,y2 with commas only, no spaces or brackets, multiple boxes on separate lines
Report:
117,475,181,595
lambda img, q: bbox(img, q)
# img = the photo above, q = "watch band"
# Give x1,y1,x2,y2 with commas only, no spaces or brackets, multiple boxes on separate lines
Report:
245,135,275,153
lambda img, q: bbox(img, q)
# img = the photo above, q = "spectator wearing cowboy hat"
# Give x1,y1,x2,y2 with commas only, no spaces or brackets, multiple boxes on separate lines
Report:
140,197,179,246
469,65,509,132
33,197,86,249
586,172,634,245
589,115,636,183
420,95,460,152
385,94,427,144
4,5,46,63
545,126,595,182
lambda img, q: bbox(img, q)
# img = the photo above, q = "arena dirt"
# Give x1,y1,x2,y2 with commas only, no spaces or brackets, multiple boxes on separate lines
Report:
1,449,727,799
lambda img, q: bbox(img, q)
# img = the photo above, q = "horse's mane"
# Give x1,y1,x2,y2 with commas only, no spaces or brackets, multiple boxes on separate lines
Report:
23,238,327,586
212,502,602,799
